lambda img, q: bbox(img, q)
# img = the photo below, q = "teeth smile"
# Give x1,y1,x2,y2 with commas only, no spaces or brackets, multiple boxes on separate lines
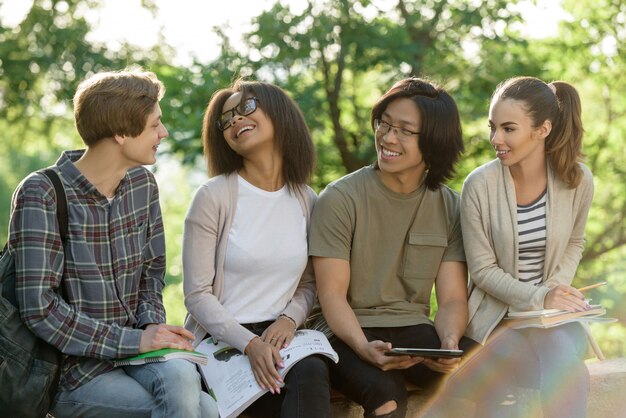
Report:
496,150,509,156
381,148,400,157
237,125,254,137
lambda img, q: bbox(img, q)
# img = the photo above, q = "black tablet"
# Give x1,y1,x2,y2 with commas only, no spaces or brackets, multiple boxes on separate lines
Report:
384,348,463,358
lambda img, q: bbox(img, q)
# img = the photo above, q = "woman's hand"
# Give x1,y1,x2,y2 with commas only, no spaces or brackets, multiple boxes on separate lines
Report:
544,284,589,312
261,316,297,349
244,337,284,394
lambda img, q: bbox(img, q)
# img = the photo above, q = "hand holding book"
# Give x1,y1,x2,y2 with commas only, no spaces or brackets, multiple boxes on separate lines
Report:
244,336,285,394
113,348,209,367
196,329,339,418
140,323,196,353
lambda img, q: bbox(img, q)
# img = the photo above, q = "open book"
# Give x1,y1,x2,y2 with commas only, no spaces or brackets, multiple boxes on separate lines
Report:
195,329,338,418
112,348,209,367
504,305,615,329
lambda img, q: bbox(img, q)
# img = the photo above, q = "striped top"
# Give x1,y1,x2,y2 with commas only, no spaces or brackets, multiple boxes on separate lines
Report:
517,191,547,285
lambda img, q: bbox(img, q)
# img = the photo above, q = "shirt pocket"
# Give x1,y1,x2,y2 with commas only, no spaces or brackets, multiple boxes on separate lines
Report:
402,233,448,279
122,220,148,271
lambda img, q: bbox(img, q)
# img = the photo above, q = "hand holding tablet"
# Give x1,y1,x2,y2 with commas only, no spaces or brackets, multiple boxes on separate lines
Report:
384,348,463,358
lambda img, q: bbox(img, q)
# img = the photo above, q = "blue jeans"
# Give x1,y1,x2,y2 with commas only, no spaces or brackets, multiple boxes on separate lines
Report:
439,322,590,418
51,359,219,418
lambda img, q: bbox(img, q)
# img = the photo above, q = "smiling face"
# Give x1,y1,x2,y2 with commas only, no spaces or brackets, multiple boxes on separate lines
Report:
119,103,167,167
220,92,275,157
488,98,551,169
375,97,426,192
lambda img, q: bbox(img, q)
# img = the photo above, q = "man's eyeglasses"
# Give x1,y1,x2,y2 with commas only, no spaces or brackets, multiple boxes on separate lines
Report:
217,97,259,131
374,119,419,141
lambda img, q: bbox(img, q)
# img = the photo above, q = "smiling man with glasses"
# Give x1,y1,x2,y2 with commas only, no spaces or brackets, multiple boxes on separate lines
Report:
307,77,478,418
374,118,420,140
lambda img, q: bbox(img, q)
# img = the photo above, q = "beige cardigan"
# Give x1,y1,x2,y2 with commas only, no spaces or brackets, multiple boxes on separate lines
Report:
461,160,594,344
182,173,317,352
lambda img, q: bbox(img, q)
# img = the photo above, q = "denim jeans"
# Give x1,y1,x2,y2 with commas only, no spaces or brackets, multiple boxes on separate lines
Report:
439,322,590,418
51,359,219,418
328,324,478,418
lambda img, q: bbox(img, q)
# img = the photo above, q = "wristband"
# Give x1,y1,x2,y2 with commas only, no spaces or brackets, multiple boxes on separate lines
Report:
279,314,297,328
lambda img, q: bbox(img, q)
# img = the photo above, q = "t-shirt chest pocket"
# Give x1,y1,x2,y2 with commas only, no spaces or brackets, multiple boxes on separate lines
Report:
402,233,448,279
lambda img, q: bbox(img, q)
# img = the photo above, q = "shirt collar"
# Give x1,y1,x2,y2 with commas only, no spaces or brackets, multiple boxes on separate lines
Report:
55,150,130,200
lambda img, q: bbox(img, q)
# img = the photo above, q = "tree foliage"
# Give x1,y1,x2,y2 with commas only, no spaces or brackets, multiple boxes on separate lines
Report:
243,0,528,185
0,0,624,355
0,0,166,241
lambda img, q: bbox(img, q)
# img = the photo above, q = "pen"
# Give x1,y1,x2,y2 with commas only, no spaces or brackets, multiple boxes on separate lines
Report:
563,281,607,297
576,281,607,293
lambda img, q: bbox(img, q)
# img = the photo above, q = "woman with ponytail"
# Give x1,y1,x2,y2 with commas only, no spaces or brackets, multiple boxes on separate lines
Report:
458,76,594,417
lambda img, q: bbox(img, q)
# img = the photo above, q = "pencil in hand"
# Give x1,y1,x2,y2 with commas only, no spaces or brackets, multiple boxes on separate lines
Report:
576,281,607,293
563,281,607,297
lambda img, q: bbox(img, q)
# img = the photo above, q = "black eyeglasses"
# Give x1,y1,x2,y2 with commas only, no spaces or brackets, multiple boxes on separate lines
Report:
217,97,259,131
374,119,419,141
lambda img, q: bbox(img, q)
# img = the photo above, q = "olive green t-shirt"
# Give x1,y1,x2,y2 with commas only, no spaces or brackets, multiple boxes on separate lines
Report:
308,165,465,328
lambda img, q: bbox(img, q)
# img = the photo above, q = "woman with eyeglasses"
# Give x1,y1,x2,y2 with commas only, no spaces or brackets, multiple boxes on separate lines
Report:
182,79,330,418
307,77,478,418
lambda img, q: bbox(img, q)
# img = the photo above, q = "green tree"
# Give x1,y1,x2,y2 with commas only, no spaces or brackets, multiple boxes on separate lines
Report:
543,0,626,356
242,0,527,188
0,0,165,244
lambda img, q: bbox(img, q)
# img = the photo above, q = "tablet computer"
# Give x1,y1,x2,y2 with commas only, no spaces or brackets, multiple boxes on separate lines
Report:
384,348,463,358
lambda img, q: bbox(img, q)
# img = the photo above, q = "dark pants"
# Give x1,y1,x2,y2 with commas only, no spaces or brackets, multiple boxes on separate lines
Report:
239,322,331,418
328,324,478,418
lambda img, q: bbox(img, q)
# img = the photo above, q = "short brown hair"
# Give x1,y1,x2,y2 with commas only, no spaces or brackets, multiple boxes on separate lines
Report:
203,79,315,188
73,69,165,146
371,77,464,190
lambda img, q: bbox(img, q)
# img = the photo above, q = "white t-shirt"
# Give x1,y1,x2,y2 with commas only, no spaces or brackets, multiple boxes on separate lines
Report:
221,175,308,324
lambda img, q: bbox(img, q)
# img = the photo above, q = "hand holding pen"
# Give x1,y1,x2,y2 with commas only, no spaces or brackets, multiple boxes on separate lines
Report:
545,281,607,312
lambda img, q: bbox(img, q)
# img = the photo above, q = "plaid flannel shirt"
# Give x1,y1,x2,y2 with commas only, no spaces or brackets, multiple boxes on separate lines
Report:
8,150,166,390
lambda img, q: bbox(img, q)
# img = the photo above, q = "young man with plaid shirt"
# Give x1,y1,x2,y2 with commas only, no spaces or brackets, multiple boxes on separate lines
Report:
8,69,218,418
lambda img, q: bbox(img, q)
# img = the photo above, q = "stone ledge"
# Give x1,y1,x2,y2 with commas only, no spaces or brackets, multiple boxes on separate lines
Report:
587,357,626,418
330,358,626,418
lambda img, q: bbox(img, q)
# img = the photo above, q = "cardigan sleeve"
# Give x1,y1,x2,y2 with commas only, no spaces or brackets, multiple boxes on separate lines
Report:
182,182,256,352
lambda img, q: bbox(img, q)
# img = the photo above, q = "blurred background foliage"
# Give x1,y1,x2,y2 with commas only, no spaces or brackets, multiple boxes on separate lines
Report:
1,0,624,357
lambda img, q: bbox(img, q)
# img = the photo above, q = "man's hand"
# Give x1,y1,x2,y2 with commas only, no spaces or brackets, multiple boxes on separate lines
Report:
422,336,461,374
358,340,423,371
139,324,194,353
244,337,284,394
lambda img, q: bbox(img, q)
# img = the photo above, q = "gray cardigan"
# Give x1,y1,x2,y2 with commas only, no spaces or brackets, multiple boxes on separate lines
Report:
182,173,317,352
461,160,594,344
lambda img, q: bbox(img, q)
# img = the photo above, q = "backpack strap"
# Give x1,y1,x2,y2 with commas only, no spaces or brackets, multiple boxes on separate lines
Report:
40,168,68,243
0,168,68,256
